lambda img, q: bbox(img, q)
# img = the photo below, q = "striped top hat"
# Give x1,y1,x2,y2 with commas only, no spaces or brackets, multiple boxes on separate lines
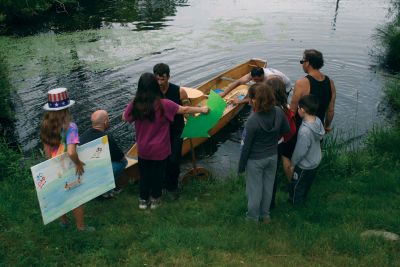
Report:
43,88,75,111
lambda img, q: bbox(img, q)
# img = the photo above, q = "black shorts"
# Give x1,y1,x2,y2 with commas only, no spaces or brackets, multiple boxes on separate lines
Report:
278,136,296,158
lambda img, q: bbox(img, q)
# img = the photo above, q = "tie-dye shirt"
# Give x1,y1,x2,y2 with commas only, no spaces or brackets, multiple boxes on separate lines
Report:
50,122,80,157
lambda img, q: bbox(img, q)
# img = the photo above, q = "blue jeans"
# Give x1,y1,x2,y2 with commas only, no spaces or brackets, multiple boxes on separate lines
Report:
112,158,128,183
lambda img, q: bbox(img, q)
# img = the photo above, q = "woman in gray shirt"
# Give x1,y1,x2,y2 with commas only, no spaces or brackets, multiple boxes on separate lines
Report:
238,83,290,222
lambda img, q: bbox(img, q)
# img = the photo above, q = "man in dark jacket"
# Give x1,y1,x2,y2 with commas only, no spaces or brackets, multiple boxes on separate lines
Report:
153,63,190,199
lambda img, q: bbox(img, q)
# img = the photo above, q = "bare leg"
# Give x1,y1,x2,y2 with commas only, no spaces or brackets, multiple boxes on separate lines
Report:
72,205,85,230
282,156,292,181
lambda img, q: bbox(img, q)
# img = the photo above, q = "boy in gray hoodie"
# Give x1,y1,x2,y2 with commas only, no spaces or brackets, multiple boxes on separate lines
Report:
289,95,325,205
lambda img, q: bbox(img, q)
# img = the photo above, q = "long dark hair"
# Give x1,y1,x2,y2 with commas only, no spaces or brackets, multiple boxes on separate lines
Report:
40,109,71,147
267,77,288,112
130,72,163,121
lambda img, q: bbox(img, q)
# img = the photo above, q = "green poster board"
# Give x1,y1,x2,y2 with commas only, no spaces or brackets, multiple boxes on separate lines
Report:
181,90,227,138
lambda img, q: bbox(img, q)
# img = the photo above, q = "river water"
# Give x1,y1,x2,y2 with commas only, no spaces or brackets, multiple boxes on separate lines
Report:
0,0,392,176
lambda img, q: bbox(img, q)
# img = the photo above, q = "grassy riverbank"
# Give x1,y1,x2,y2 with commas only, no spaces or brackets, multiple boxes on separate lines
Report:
1,113,400,266
376,0,400,72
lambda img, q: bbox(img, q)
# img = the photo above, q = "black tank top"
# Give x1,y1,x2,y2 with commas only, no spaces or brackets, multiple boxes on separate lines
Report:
306,75,332,124
165,83,184,134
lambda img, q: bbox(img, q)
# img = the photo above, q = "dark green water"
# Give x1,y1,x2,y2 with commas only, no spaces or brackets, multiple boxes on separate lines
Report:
0,0,392,175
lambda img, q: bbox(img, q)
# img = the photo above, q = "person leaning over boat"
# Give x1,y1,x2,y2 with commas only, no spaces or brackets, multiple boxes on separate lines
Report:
80,110,128,198
122,73,209,210
219,66,291,104
153,63,190,200
40,87,94,232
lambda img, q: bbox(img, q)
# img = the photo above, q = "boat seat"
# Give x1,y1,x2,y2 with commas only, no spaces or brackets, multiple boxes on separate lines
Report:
220,76,235,82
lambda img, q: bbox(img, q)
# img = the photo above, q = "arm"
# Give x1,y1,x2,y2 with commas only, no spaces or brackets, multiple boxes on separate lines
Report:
177,105,209,115
290,78,309,113
290,128,311,168
220,73,252,98
179,87,191,119
238,119,256,173
122,102,134,122
67,144,85,176
324,79,336,133
228,96,250,105
43,144,52,159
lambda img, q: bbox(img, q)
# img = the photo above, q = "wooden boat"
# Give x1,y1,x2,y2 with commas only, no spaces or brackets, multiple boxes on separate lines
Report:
123,59,266,180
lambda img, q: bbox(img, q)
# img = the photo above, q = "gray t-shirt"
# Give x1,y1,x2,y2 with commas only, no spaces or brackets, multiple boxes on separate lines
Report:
238,107,290,172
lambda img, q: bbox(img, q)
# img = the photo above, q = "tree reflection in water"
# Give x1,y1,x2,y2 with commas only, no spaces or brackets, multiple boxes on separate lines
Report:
4,0,189,36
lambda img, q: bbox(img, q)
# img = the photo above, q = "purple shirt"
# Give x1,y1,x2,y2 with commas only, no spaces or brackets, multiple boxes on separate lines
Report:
123,99,179,160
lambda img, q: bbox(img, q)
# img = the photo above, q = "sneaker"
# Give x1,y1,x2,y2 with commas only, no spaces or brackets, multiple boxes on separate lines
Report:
150,198,161,209
112,187,123,195
139,199,148,210
101,190,114,199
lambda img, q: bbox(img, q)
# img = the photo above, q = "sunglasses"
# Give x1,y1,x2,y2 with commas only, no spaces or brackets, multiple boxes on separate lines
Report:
300,60,307,64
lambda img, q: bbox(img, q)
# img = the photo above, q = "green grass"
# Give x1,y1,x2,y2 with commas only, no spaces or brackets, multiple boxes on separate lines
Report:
384,76,400,112
0,54,13,121
374,0,400,72
2,63,400,266
1,127,400,266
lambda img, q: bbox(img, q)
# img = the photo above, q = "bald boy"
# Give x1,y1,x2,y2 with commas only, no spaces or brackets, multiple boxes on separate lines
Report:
80,110,127,198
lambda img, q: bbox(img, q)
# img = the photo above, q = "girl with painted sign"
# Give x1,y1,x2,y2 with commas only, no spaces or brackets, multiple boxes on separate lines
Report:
40,88,94,232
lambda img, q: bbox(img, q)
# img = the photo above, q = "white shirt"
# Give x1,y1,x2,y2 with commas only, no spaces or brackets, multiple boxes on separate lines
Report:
263,67,292,92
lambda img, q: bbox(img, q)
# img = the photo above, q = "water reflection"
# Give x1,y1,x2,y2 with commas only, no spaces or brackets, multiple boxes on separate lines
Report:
5,0,189,36
332,0,340,30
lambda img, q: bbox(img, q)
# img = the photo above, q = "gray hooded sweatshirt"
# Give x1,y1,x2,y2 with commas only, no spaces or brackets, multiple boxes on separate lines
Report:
291,117,325,170
238,107,290,173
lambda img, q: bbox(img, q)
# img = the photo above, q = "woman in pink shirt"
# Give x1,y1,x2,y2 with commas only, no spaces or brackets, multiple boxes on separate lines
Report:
123,73,209,209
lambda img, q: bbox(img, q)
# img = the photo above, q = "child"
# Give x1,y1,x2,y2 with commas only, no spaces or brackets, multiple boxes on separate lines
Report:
40,87,94,231
288,94,325,205
238,83,290,222
266,77,297,209
123,73,209,210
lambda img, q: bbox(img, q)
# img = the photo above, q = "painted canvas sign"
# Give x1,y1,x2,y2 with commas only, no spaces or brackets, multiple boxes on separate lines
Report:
31,136,115,225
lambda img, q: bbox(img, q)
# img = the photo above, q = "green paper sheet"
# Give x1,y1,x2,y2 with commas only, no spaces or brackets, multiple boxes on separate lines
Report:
181,90,227,138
